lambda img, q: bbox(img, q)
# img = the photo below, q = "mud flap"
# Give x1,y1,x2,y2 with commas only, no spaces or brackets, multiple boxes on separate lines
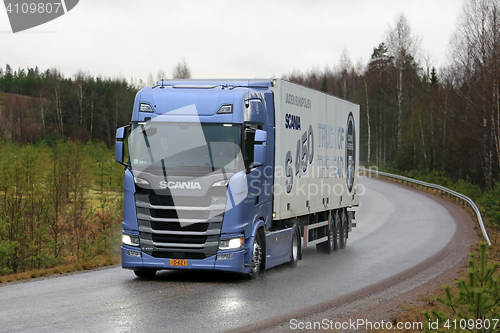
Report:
347,210,356,232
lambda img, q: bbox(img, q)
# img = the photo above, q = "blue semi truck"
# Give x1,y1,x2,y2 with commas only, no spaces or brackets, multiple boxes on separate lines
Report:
115,79,359,278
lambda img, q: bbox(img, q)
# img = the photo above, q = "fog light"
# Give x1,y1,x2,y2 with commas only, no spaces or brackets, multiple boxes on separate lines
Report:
217,253,234,260
126,250,142,257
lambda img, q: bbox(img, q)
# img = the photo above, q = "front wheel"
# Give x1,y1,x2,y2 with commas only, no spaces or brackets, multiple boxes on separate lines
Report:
248,232,263,279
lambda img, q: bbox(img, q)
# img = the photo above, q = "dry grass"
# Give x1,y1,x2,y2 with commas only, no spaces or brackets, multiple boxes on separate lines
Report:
0,255,119,284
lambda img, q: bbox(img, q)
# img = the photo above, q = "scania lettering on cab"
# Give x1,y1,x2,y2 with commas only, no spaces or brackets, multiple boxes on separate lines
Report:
115,79,360,278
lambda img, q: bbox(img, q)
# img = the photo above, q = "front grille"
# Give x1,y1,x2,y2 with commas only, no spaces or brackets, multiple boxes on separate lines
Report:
149,193,210,207
150,209,210,220
135,190,225,260
150,221,210,232
152,234,208,244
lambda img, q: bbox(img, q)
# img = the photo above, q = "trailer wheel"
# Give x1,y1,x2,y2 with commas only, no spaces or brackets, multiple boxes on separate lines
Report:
134,269,157,278
248,232,263,279
289,226,300,267
333,210,340,251
339,209,348,249
316,212,335,254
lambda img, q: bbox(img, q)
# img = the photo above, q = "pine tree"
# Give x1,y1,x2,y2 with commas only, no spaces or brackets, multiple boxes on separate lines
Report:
424,241,500,332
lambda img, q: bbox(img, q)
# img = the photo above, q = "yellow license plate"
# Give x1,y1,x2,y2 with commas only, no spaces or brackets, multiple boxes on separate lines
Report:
170,259,188,266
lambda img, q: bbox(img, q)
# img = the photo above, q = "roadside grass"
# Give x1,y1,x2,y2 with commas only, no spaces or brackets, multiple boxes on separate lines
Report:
366,172,500,333
0,254,120,284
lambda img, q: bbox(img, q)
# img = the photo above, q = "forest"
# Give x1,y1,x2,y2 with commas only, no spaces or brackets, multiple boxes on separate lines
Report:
0,0,499,276
0,61,192,277
284,0,500,191
0,68,136,147
0,141,124,275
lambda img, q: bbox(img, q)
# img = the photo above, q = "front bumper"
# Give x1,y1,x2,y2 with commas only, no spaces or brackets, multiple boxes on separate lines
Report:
121,245,249,274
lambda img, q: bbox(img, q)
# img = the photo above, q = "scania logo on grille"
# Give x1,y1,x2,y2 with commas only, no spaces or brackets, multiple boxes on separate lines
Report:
159,181,202,190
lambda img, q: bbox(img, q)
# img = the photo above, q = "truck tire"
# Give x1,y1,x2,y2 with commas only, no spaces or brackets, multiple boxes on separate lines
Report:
248,232,263,279
134,269,157,278
289,226,300,266
316,212,335,254
333,210,340,251
339,209,348,249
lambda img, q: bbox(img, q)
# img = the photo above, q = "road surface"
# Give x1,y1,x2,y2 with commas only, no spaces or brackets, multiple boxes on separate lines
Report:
1,177,467,332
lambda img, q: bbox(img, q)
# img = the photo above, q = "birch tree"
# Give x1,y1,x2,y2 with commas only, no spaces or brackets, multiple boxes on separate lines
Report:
449,0,500,189
385,13,422,149
172,59,192,79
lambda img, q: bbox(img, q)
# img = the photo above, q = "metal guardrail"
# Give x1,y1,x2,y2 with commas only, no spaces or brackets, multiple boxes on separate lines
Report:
360,167,491,246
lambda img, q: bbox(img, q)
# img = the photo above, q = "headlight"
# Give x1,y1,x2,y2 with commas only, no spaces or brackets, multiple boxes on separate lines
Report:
219,236,243,250
122,233,140,247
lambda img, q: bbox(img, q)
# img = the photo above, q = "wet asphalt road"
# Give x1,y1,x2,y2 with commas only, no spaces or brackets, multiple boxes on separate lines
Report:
1,177,457,333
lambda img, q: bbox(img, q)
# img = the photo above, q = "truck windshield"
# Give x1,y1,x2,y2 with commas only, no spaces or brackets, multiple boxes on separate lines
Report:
128,122,243,176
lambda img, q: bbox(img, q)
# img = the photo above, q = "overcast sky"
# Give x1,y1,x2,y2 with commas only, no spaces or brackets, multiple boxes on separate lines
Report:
0,0,464,83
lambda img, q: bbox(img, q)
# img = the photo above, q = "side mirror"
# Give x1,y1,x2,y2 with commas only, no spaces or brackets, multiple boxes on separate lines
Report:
253,129,267,167
115,126,128,166
255,129,267,143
